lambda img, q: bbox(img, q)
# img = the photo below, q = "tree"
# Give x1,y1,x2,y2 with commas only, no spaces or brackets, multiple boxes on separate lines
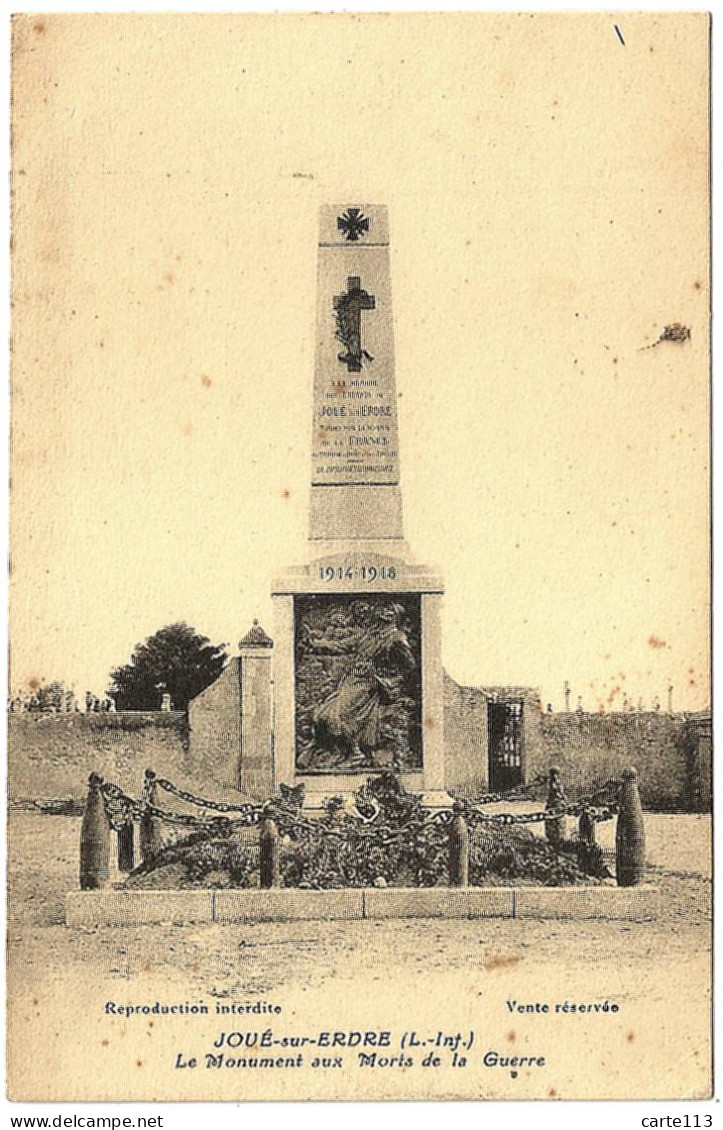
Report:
108,623,227,711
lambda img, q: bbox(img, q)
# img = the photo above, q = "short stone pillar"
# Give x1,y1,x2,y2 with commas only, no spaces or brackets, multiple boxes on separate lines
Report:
140,769,163,863
616,767,646,887
161,693,172,712
259,817,280,888
80,773,111,890
447,804,469,888
578,807,596,847
117,821,135,872
238,621,275,798
544,767,567,848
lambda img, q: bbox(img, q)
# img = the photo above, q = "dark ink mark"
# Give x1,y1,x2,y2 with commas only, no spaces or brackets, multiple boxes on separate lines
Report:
640,323,691,350
659,323,691,343
614,24,625,46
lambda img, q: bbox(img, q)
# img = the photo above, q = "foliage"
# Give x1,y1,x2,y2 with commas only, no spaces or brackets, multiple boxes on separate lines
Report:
277,774,448,889
108,623,227,711
127,772,603,890
184,839,256,886
126,826,257,888
469,824,593,886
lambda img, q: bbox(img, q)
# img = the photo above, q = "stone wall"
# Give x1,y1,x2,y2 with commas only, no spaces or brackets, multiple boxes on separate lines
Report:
443,675,544,797
187,659,242,792
443,672,488,797
12,677,708,813
442,676,710,811
8,712,190,802
531,710,709,811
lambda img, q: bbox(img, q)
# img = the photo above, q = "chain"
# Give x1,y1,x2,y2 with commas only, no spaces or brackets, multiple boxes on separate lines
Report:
466,799,619,827
99,772,621,843
99,780,266,833
155,777,260,816
458,773,548,808
577,779,621,806
99,781,142,831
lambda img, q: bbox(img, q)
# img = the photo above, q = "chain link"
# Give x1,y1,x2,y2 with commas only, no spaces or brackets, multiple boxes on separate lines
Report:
99,781,141,830
457,773,548,808
466,799,619,827
99,772,621,842
100,780,267,833
155,777,261,816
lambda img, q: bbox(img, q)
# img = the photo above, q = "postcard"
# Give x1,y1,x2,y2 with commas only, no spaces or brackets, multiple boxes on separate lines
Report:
7,11,711,1101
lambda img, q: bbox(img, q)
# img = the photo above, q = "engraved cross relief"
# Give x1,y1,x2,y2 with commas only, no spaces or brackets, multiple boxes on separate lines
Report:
333,276,376,372
337,208,370,242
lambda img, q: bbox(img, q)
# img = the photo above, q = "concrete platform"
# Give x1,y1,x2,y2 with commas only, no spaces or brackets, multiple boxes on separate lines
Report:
216,888,362,922
514,885,660,921
364,887,514,918
66,890,215,927
66,885,659,926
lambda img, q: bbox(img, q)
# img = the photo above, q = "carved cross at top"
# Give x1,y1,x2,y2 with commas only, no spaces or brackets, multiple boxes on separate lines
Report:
337,208,370,242
333,277,376,373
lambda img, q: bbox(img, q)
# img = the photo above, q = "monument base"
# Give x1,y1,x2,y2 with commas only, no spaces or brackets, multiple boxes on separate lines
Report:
298,772,425,812
66,886,661,927
272,550,445,802
419,790,455,810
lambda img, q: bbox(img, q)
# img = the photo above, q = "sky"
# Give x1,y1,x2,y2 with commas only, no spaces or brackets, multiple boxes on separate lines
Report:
9,11,710,711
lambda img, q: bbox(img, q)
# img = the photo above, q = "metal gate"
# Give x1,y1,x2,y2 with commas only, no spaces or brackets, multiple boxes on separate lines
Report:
487,701,524,792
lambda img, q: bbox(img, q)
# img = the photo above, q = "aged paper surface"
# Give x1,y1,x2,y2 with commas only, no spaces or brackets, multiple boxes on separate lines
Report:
8,12,711,1102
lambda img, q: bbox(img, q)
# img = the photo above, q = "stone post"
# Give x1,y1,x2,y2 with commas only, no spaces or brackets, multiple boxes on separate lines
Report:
447,804,469,887
238,621,275,798
117,821,135,872
578,807,596,847
259,817,280,888
616,767,646,887
140,769,163,863
80,772,111,890
544,766,567,848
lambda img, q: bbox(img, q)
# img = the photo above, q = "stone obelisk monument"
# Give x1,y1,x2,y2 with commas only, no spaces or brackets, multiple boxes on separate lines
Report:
271,204,448,807
309,205,405,555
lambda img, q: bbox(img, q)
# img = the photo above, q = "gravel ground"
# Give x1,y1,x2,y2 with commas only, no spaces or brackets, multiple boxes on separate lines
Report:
7,811,711,999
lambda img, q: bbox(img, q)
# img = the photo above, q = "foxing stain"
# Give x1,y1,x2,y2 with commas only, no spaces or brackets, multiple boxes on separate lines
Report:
484,954,522,972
